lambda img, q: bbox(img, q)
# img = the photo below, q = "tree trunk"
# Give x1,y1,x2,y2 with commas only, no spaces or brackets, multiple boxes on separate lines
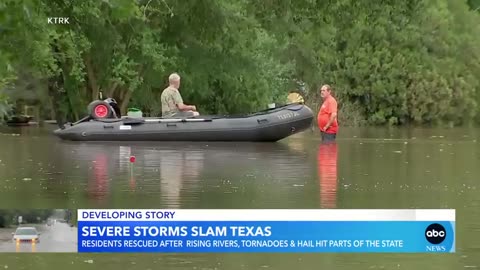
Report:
48,79,65,128
120,90,133,115
35,106,42,127
49,40,67,128
84,54,98,100
49,97,55,120
107,81,118,97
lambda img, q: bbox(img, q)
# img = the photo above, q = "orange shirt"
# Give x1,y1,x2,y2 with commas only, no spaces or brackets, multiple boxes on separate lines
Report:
317,95,338,134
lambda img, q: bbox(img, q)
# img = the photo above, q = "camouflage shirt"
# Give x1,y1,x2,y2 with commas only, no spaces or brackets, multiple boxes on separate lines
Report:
161,86,184,117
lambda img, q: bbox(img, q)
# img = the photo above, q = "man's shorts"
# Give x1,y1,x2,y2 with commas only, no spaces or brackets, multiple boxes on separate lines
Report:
321,132,336,142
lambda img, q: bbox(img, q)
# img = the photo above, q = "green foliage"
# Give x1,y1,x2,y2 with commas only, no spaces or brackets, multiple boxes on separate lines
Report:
0,209,55,228
0,90,12,121
0,0,480,125
0,53,14,120
250,0,480,126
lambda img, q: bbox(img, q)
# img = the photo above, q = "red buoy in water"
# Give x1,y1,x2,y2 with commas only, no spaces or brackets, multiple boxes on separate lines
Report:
129,156,136,163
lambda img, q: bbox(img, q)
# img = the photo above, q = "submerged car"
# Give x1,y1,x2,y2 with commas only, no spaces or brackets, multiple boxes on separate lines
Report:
12,227,40,243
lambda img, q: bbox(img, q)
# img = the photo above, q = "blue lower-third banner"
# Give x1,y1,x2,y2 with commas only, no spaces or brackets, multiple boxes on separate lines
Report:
77,218,455,253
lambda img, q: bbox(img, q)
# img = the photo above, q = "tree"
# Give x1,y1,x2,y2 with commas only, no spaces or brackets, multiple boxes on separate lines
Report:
1,0,480,125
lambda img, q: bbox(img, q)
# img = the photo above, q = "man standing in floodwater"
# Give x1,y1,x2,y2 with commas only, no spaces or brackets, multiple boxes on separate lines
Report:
161,73,199,117
317,84,338,142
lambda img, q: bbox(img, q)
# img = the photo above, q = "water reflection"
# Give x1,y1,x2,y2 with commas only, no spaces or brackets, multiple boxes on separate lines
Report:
158,150,204,208
129,165,136,191
118,146,137,191
0,127,479,268
159,150,183,207
55,141,311,208
57,142,210,207
317,142,338,208
88,153,110,204
15,241,36,253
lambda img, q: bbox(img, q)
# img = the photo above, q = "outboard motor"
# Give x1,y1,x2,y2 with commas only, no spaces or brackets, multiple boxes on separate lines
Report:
87,98,121,119
104,98,121,118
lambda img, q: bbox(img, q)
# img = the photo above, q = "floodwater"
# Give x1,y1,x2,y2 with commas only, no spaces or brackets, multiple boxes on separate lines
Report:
0,222,77,253
0,125,479,269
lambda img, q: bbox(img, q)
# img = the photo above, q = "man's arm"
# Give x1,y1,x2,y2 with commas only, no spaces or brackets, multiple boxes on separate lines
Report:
173,91,196,111
323,100,337,131
324,112,337,130
177,103,196,111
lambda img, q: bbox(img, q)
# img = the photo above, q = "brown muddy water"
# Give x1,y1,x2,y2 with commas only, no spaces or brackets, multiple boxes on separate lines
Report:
0,125,478,269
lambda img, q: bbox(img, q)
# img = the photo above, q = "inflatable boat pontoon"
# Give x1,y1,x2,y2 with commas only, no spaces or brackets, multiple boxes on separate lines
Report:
53,99,314,142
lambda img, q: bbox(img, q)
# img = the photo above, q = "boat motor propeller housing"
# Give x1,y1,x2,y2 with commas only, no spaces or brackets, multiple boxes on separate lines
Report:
87,98,121,119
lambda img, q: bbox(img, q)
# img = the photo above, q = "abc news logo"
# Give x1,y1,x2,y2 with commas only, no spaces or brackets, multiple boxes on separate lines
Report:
425,223,446,244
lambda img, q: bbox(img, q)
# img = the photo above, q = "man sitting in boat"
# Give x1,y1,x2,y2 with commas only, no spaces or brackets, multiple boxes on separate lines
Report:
161,73,199,118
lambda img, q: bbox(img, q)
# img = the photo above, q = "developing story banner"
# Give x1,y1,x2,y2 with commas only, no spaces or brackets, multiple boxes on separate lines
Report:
76,209,455,253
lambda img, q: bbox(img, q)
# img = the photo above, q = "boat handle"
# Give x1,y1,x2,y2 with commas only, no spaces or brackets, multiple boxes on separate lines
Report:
103,125,114,129
167,123,177,127
257,119,268,124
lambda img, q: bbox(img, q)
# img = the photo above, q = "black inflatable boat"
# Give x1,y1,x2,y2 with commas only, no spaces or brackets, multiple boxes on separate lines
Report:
53,99,314,142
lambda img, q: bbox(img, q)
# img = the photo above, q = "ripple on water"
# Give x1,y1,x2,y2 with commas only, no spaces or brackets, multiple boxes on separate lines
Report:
0,128,479,267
